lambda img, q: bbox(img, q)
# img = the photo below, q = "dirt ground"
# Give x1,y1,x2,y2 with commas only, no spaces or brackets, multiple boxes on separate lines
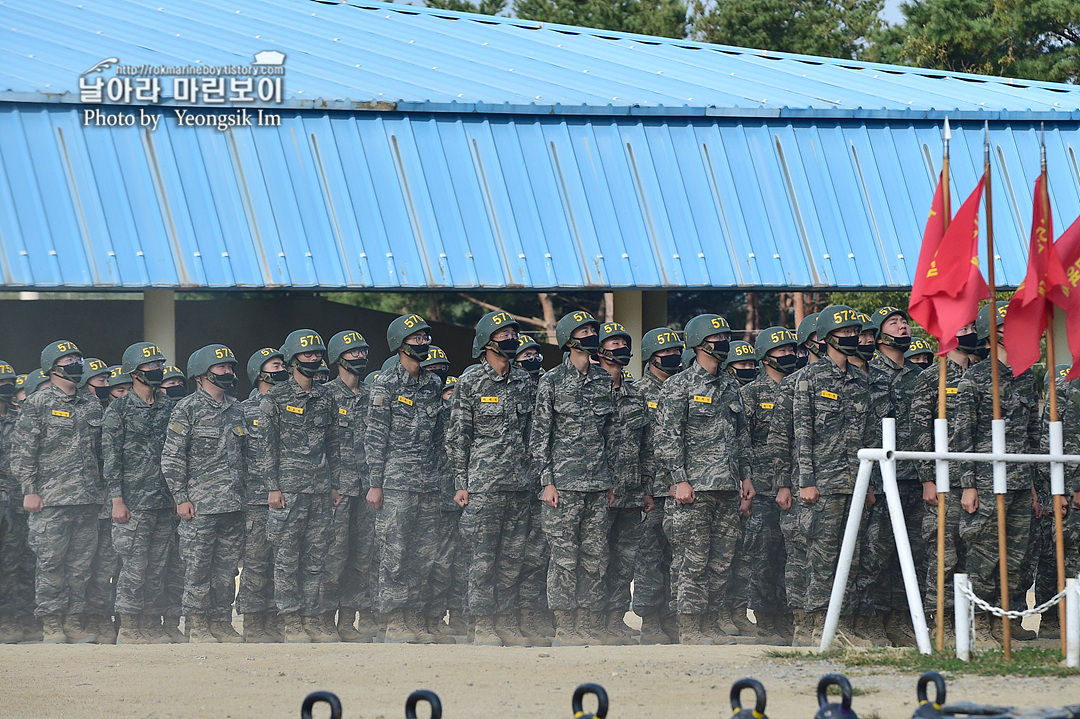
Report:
1,624,1075,719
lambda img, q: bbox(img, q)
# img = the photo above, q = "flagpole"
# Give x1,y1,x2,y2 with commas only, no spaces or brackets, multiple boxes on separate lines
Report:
936,119,952,653
985,122,1013,660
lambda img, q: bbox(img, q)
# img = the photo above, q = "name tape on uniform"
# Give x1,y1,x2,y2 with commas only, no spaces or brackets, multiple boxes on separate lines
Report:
480,396,499,403
338,408,348,416
820,390,838,401
692,395,712,404
52,409,70,418
760,402,774,410
286,405,304,415
946,387,958,395
648,401,658,409
397,395,413,406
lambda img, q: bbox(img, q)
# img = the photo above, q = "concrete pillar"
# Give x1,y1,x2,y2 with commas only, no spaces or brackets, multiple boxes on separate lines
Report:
1053,307,1072,370
613,290,669,379
143,289,177,368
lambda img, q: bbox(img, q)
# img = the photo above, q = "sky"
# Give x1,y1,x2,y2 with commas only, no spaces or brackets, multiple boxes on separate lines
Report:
882,0,905,24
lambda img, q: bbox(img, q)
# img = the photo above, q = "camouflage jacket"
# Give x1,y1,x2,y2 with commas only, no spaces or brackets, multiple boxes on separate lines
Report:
0,411,17,501
326,376,370,497
792,355,876,493
741,372,782,496
239,395,266,505
631,370,667,498
609,376,648,507
161,386,246,513
364,361,444,493
655,361,751,492
953,359,1040,491
447,360,534,493
766,369,804,491
528,357,614,492
11,383,103,506
101,389,174,510
436,397,457,511
1049,376,1080,494
259,378,334,495
909,357,968,485
870,352,923,482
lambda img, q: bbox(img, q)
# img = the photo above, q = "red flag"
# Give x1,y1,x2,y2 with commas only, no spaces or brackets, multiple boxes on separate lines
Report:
1047,214,1080,378
908,174,947,341
1003,175,1068,376
909,177,989,354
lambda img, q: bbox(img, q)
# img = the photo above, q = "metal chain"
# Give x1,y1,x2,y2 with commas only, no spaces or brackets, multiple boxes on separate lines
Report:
959,583,1071,620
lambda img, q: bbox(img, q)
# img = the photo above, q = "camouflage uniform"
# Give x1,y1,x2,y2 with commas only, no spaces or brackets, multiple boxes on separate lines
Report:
234,394,274,615
529,357,614,612
425,392,463,625
1061,377,1080,578
364,361,445,613
516,378,549,614
953,360,1039,605
604,379,647,615
655,362,751,615
102,389,175,616
632,370,674,619
161,387,246,621
448,361,534,616
260,378,335,617
0,408,35,621
10,384,104,618
767,371,809,614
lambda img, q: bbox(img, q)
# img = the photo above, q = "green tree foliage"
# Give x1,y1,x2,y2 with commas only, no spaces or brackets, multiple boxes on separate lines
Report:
424,0,509,16
689,0,883,58
513,0,689,38
868,0,1079,83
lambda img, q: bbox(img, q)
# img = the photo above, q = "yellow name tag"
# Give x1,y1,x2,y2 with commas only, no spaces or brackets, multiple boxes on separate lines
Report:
338,408,348,416
648,401,658,409
692,395,712,404
480,396,499,403
760,402,774,410
397,396,413,406
52,409,70,418
286,405,304,415
946,387,958,395
820,391,838,401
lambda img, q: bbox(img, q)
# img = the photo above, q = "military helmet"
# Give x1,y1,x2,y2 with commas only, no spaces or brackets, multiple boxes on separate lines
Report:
724,340,757,368
121,342,166,375
327,330,369,366
515,334,541,357
421,345,449,368
162,365,186,382
0,359,15,382
755,326,798,361
976,302,1008,341
24,370,50,395
555,310,599,349
40,340,82,374
247,347,284,385
475,311,519,357
471,334,485,360
797,313,820,345
364,371,381,385
1055,364,1071,380
107,365,132,387
682,348,696,367
187,344,237,378
816,305,863,337
444,375,458,390
386,314,431,353
381,355,400,372
14,374,27,391
598,321,633,365
281,329,325,365
78,358,111,388
621,368,634,381
905,337,934,360
683,314,731,349
871,306,909,337
641,328,683,361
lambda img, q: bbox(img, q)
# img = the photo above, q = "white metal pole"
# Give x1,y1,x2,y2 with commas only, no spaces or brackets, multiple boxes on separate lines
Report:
1049,422,1066,496
934,418,950,492
1067,577,1079,668
955,573,971,661
991,419,1007,494
819,458,873,652
880,418,932,654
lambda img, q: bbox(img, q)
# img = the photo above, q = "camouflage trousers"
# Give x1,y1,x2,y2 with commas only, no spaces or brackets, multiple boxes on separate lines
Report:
727,510,751,611
804,494,864,614
112,507,175,615
428,507,465,616
458,491,531,616
86,516,119,616
0,503,35,615
321,495,376,613
921,489,964,613
161,516,184,617
633,498,673,617
541,489,609,611
235,505,275,614
605,507,642,613
663,490,742,616
268,492,331,617
375,490,440,614
855,499,888,617
518,496,549,611
1067,499,1080,577
27,505,99,616
958,488,1030,605
781,497,809,610
1019,504,1060,607
178,511,243,621
745,495,786,615
876,481,926,613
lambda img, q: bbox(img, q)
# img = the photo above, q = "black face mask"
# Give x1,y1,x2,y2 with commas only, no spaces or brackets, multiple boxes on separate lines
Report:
340,358,368,376
767,354,800,375
57,362,84,382
493,338,520,358
910,359,931,372
795,352,809,370
606,346,632,367
654,354,683,374
401,343,431,362
165,385,187,399
572,335,600,353
294,359,323,378
828,334,860,357
974,345,991,361
208,372,236,392
856,344,876,362
139,368,165,386
957,332,979,351
703,339,730,361
0,383,15,400
428,366,450,383
94,385,112,401
265,369,291,384
314,375,329,385
518,357,543,374
882,334,911,352
731,367,756,383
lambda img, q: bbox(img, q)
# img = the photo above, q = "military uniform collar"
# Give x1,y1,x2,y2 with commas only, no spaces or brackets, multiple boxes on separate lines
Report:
481,358,512,383
43,381,82,403
331,375,361,395
195,385,230,408
688,361,723,383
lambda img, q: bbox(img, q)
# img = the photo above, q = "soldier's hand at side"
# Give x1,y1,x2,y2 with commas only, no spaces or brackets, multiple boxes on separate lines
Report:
1073,490,1080,510
643,495,654,513
177,501,195,520
366,487,383,510
799,486,819,504
739,495,752,517
865,490,876,507
922,482,938,507
23,494,43,513
607,488,615,506
332,489,342,508
542,485,559,508
112,497,131,524
268,491,286,509
961,488,979,514
776,487,792,510
740,478,756,502
675,481,695,504
454,490,469,508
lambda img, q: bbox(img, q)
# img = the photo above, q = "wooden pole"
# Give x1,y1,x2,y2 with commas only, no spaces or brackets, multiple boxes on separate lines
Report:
936,119,952,653
985,123,1012,660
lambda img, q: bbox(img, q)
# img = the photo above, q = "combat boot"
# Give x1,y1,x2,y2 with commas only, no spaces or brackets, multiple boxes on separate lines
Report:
551,610,586,647
808,610,827,647
835,614,872,648
472,615,503,646
715,607,743,637
676,614,714,645
730,606,759,638
446,612,469,637
660,610,680,644
490,615,527,646
752,613,786,645
425,613,457,644
20,615,42,643
163,616,187,643
337,611,369,643
0,614,22,644
541,610,557,637
88,615,116,644
774,611,795,644
517,608,551,647
790,609,813,648
302,614,338,643
141,615,174,644
884,612,917,648
606,612,637,645
404,608,435,644
63,614,98,644
991,615,1036,643
209,618,242,643
187,614,218,643
382,609,418,644
266,612,286,642
973,612,999,648
321,612,343,642
638,612,672,645
701,611,737,645
242,612,270,643
355,610,380,641
1038,612,1061,639
115,615,146,645
283,613,312,644
576,610,607,644
42,615,67,644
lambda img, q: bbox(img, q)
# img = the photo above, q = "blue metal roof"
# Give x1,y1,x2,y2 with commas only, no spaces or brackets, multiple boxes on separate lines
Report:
0,0,1078,290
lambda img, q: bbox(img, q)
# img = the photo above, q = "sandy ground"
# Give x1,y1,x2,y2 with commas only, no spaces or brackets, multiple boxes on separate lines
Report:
1,624,1075,719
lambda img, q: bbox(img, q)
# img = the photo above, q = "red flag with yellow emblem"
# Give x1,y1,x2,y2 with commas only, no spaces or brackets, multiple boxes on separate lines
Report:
1047,214,1080,378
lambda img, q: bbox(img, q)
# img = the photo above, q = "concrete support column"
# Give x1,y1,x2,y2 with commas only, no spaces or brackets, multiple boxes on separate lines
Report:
613,290,668,378
143,289,177,367
1053,307,1072,370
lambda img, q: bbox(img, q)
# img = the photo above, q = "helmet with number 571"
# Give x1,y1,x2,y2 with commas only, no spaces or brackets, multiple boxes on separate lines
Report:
976,301,1008,341
555,311,599,350
475,311,520,358
281,329,326,365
